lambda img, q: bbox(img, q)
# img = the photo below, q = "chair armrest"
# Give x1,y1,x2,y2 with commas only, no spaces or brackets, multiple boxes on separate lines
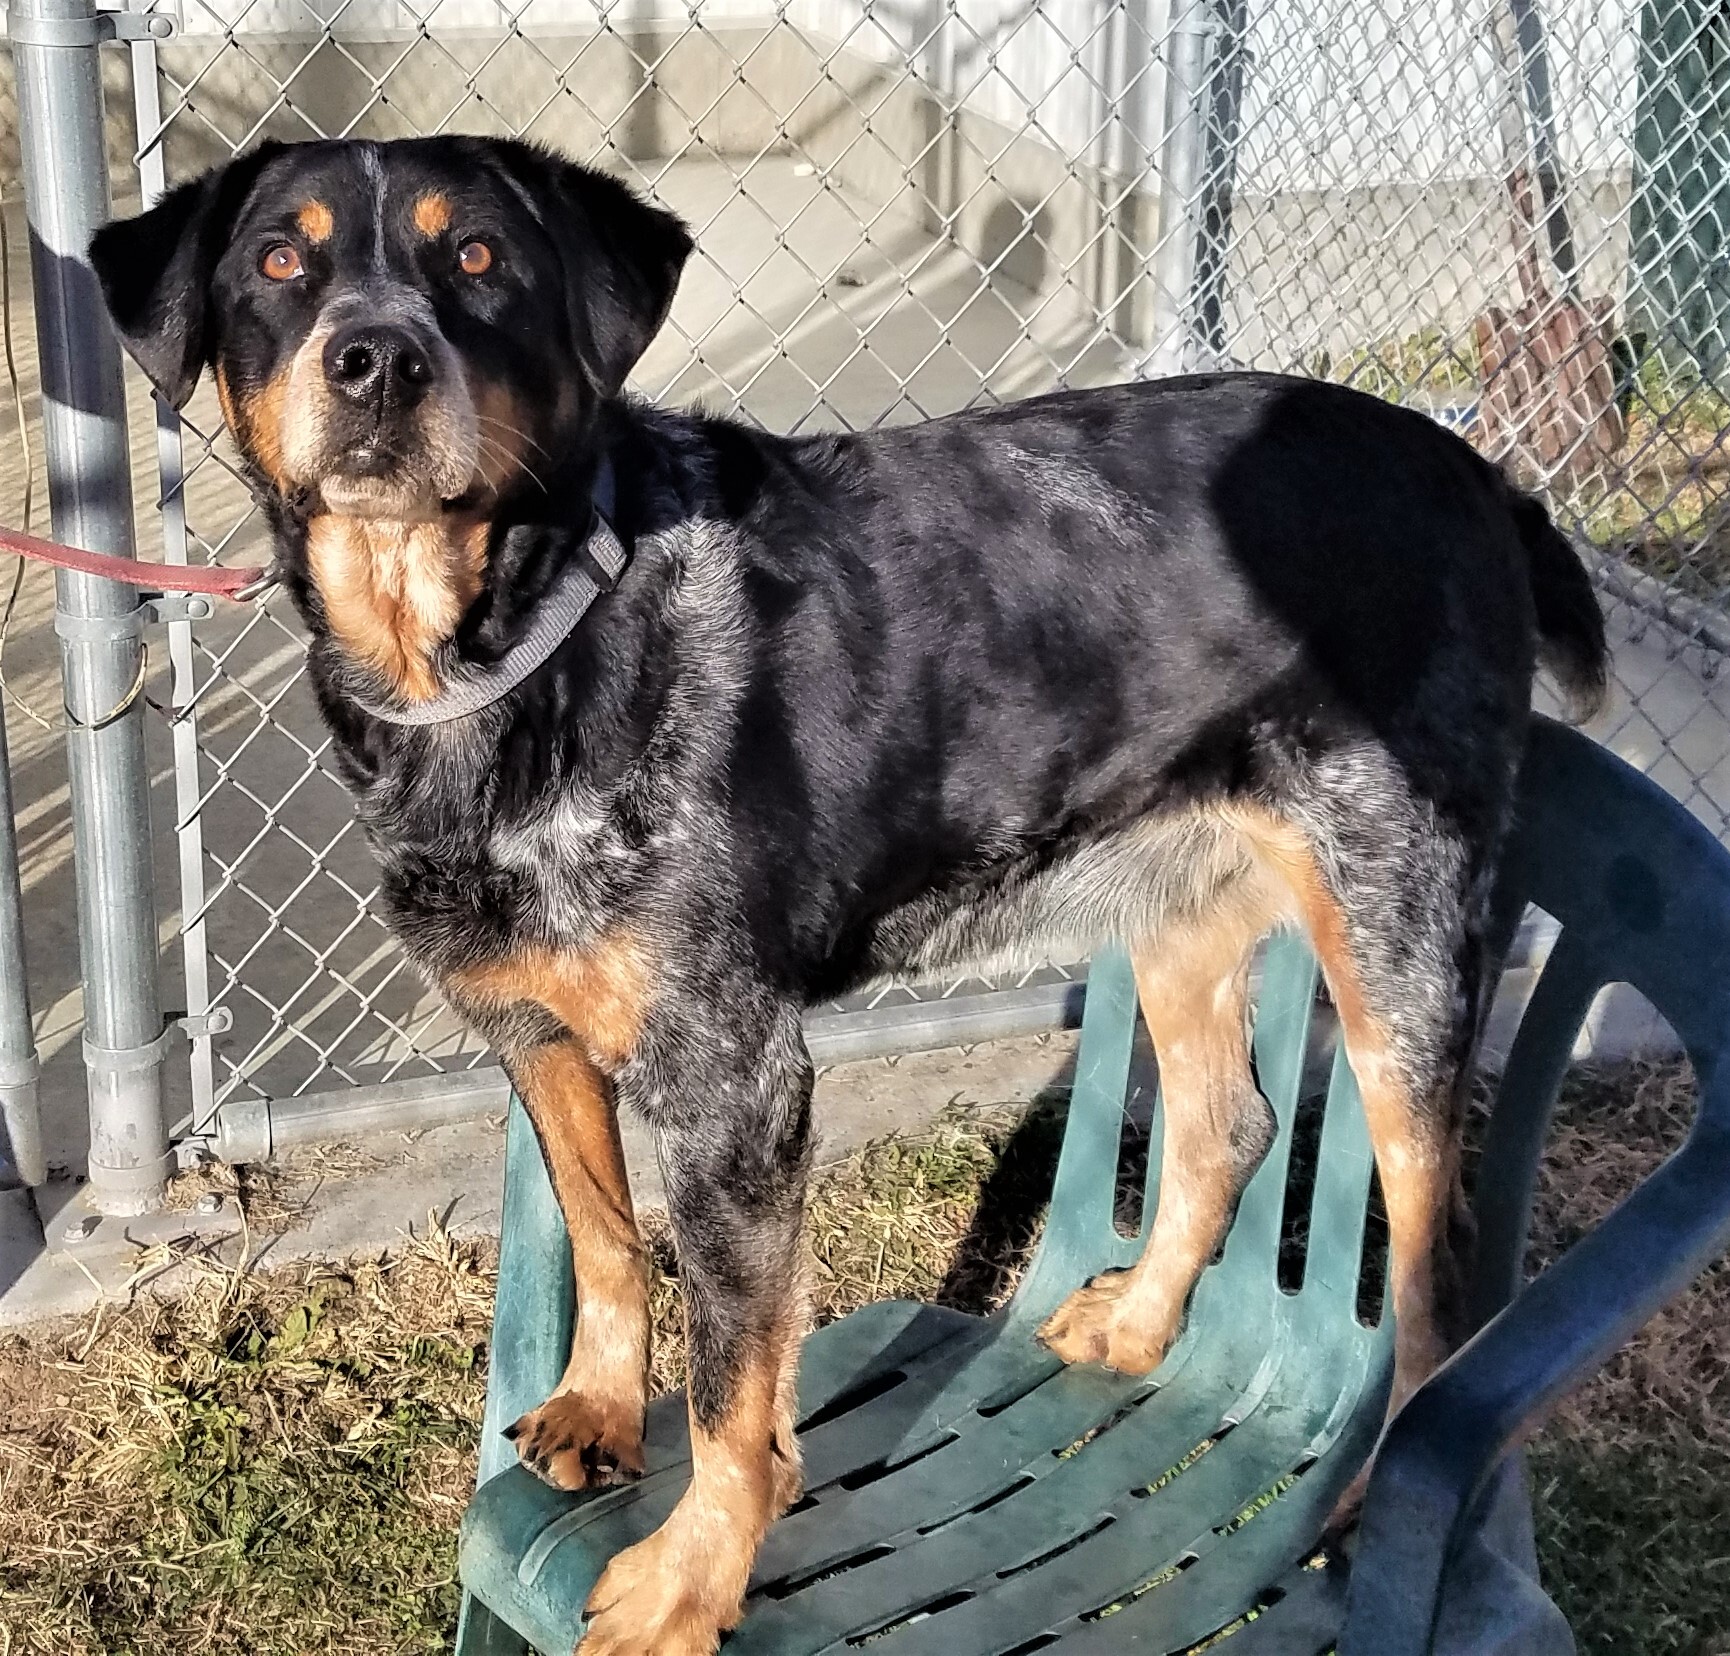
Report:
1339,1091,1730,1656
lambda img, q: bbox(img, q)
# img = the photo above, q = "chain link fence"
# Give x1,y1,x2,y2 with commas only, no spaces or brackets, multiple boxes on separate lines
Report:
22,0,1724,1151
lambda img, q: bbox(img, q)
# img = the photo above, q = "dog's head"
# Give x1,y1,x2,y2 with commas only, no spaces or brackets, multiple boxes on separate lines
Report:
90,137,691,521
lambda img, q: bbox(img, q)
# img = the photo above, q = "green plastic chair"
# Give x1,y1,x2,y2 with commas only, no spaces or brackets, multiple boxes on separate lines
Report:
456,716,1730,1655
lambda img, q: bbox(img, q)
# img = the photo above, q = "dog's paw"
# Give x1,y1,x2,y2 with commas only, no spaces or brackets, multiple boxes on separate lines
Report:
1037,1272,1171,1375
579,1519,744,1656
505,1390,645,1492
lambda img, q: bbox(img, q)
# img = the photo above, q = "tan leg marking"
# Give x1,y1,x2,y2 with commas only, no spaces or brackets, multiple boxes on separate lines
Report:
296,200,334,243
412,192,453,238
305,514,489,702
504,1040,650,1490
444,933,652,1071
580,1312,805,1656
453,933,802,1652
1041,872,1284,1374
769,1288,806,1515
1226,807,1458,1416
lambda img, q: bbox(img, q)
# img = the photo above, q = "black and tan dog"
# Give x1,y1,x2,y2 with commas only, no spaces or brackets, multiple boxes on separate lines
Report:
91,137,1608,1656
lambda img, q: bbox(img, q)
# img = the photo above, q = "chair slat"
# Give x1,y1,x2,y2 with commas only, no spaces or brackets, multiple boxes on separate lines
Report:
1009,946,1142,1326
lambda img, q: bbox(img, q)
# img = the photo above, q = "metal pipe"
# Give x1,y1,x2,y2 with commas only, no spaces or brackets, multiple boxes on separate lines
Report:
802,978,1086,1066
209,981,1095,1163
12,0,169,1214
1506,0,1579,295
204,906,1577,1166
1146,0,1214,377
212,1070,516,1164
129,30,222,1142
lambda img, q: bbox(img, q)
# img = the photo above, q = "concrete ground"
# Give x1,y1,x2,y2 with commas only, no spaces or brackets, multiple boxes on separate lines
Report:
0,153,1723,1323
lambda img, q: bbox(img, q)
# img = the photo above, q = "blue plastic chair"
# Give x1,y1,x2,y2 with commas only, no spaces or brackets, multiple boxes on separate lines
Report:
456,716,1730,1653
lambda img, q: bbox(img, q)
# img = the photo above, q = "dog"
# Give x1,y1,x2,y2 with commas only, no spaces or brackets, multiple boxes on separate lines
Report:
90,136,1608,1656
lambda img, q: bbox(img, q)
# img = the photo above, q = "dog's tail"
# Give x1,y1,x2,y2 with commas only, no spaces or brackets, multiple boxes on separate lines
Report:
1512,487,1609,724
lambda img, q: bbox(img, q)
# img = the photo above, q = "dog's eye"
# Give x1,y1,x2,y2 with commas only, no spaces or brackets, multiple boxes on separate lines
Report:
260,244,304,282
457,240,493,276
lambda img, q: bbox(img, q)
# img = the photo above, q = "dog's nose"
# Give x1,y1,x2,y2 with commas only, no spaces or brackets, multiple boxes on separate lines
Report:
322,323,435,407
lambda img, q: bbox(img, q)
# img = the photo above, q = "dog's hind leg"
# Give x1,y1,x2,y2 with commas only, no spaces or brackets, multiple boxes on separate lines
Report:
1040,875,1282,1375
1232,796,1492,1424
502,1039,651,1491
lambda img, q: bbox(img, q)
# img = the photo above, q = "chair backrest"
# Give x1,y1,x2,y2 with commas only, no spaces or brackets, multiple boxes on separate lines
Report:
1469,716,1730,1324
1336,726,1730,1656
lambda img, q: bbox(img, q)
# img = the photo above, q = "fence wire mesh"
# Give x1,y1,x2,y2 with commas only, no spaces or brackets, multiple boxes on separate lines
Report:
101,0,1730,1132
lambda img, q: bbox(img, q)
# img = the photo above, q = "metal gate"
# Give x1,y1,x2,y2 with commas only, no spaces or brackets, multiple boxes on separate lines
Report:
6,0,1727,1193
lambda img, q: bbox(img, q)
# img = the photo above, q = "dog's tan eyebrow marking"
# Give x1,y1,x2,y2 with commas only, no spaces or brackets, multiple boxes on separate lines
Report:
296,200,334,244
412,192,453,238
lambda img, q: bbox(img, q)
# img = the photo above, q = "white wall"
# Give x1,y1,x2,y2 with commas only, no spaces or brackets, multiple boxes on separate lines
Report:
144,0,1642,192
168,0,779,39
797,0,1640,191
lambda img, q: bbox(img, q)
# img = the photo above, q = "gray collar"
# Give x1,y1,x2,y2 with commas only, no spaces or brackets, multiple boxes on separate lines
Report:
351,460,625,728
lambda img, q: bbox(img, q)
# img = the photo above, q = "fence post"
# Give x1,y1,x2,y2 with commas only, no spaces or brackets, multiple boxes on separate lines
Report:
1191,0,1248,365
10,0,169,1214
0,700,42,1188
1147,0,1214,377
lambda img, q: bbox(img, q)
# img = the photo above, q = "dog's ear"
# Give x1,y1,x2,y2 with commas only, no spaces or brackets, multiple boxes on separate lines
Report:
489,143,692,399
88,142,284,408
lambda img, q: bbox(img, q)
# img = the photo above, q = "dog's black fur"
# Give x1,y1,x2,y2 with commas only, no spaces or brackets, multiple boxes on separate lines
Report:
91,136,1608,1655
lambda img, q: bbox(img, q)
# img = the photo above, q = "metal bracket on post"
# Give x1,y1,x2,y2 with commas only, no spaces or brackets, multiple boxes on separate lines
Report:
0,1053,43,1189
98,0,177,41
6,0,178,43
175,1008,233,1042
11,0,171,1216
143,591,215,626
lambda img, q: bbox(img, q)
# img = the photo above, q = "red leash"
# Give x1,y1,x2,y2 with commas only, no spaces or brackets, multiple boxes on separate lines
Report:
0,523,273,599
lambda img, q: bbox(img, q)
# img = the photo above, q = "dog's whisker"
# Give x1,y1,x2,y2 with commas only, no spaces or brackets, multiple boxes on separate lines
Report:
475,414,552,461
474,435,548,496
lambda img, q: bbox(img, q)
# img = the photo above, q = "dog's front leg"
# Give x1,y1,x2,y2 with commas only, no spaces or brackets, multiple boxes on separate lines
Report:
579,1000,813,1656
502,1038,650,1490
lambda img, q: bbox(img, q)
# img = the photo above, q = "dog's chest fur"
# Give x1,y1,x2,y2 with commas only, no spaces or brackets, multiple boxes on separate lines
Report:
331,510,752,983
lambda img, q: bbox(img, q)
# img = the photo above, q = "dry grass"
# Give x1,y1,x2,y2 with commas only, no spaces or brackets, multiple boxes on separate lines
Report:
0,1219,494,1654
1579,390,1730,601
0,1071,1723,1655
0,1112,1047,1656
